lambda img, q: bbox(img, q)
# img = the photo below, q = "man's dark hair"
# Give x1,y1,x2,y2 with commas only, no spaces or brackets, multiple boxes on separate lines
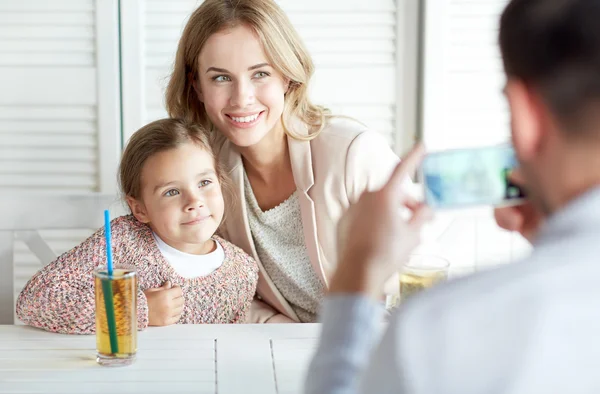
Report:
500,0,600,135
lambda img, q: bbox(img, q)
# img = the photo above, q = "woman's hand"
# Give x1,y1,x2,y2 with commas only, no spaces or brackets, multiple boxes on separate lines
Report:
330,144,432,299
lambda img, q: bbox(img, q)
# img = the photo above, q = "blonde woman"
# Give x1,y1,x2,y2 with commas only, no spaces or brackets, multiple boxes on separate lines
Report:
166,0,405,323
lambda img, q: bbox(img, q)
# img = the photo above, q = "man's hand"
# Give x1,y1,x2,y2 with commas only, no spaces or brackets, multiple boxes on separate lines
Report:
143,281,184,326
330,144,432,299
494,168,544,243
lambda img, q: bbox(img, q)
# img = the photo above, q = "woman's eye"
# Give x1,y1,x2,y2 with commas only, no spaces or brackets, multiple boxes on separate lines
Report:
213,75,231,82
164,189,180,197
199,180,212,187
254,71,269,79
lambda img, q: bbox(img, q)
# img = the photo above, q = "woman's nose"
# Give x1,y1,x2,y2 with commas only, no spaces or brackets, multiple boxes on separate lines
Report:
230,79,255,108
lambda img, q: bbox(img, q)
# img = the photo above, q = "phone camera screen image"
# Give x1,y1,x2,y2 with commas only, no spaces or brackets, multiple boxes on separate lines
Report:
422,145,526,209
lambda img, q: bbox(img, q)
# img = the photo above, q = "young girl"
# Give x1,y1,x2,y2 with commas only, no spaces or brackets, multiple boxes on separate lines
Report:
16,118,259,334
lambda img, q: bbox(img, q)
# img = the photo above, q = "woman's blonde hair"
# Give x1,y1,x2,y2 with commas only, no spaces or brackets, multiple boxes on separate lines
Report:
119,118,233,208
165,0,330,140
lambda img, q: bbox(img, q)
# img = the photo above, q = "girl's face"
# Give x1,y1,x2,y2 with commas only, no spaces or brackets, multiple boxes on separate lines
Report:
128,143,225,254
196,24,289,148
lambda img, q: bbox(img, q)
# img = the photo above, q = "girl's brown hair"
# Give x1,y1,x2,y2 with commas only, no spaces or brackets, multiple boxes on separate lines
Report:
165,0,331,141
119,118,233,206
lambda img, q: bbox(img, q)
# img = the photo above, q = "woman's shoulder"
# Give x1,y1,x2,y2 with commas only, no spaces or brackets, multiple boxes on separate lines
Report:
309,116,392,162
315,116,370,142
311,116,390,153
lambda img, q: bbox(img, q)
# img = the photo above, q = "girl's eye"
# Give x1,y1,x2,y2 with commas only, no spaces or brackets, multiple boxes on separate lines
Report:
164,189,180,197
254,71,269,79
199,180,212,187
213,75,231,82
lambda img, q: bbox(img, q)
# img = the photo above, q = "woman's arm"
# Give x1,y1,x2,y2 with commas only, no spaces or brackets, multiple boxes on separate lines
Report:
344,130,402,203
244,298,296,323
15,217,149,334
344,131,415,296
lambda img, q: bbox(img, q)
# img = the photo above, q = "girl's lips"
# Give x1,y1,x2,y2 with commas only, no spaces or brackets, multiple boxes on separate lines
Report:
183,216,210,225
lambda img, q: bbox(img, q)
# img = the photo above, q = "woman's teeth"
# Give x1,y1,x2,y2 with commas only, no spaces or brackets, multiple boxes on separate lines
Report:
231,113,260,123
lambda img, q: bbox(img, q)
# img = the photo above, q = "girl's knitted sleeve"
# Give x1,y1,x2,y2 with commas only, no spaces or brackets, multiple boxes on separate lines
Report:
15,217,150,334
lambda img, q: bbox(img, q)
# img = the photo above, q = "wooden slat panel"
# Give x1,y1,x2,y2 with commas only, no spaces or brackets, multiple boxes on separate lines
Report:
0,39,94,52
0,231,14,324
0,147,97,160
0,134,96,148
0,175,98,188
0,194,118,231
0,0,94,12
0,120,96,133
0,12,94,25
145,11,395,27
0,69,96,105
145,0,395,12
0,53,95,66
0,106,96,120
0,161,96,174
0,26,95,39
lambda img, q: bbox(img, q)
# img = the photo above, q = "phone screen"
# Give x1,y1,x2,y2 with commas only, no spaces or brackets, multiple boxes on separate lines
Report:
421,144,526,208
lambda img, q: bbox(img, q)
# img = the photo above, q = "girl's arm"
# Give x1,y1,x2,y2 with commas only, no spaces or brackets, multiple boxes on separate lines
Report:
15,217,149,334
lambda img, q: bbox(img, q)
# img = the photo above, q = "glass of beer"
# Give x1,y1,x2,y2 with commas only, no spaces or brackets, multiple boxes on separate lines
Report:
93,266,137,366
386,254,450,309
398,254,449,303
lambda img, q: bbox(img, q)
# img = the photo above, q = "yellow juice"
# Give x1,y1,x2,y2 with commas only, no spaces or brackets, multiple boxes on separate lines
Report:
94,268,137,362
399,271,448,301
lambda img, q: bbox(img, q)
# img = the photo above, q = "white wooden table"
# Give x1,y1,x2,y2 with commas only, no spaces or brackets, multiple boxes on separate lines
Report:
0,324,320,394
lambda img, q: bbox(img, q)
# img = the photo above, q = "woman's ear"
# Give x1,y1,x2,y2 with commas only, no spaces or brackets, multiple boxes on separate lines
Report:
191,73,204,103
126,196,150,224
284,78,292,95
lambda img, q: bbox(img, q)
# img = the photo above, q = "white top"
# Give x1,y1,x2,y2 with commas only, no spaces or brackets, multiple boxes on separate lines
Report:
153,232,224,278
244,172,324,323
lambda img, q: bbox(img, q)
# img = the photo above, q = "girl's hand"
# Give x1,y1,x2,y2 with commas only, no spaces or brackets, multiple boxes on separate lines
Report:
144,281,184,326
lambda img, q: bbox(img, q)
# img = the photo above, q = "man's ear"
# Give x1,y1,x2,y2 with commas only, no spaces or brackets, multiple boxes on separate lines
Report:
506,79,547,162
126,196,150,224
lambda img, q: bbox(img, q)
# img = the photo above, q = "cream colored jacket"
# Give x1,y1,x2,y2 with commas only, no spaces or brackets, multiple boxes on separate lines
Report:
217,118,400,323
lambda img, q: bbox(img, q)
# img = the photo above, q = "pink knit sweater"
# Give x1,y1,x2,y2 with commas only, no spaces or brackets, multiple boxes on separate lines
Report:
16,215,259,334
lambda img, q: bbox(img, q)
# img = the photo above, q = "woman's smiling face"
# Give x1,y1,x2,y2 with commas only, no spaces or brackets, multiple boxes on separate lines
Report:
196,24,289,148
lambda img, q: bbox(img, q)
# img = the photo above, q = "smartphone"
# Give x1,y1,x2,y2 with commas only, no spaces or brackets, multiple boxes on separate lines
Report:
421,144,526,209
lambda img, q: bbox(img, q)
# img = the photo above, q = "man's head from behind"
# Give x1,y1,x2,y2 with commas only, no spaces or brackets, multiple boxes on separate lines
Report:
500,0,600,214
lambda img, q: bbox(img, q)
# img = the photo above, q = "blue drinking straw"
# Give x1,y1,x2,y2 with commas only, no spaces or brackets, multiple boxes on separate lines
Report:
102,210,119,354
104,210,114,275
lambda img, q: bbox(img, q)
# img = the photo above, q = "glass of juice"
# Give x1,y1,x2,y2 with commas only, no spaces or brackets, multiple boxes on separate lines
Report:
399,255,450,303
93,266,137,366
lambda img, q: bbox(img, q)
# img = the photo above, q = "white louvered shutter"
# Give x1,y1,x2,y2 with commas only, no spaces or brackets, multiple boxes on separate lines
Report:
418,0,532,274
421,0,511,150
121,0,403,150
0,0,121,304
